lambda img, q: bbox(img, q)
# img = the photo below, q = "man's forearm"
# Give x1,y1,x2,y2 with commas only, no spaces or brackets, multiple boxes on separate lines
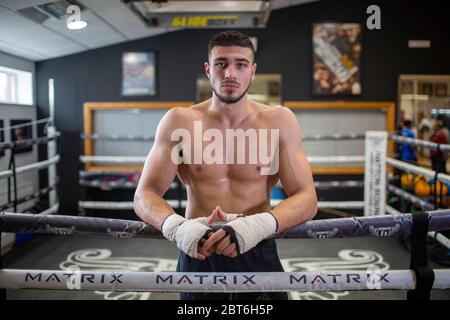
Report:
134,189,176,231
270,191,318,233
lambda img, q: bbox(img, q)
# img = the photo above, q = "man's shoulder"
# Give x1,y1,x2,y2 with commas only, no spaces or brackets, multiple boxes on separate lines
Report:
164,103,205,120
257,105,297,124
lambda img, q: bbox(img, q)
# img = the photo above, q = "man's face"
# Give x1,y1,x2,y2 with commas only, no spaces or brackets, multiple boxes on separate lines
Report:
205,46,256,104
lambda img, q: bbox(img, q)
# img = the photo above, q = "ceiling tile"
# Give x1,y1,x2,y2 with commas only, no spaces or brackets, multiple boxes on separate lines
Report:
0,0,52,11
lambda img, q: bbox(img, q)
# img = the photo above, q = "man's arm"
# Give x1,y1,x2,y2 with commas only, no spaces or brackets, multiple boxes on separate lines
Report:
270,107,318,233
134,108,180,231
134,108,213,260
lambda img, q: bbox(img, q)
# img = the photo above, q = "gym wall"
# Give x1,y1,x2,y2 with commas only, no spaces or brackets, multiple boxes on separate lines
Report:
0,51,37,250
34,0,450,212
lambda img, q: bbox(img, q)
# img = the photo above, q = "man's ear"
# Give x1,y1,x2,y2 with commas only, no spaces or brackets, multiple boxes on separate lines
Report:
252,63,257,79
204,62,211,79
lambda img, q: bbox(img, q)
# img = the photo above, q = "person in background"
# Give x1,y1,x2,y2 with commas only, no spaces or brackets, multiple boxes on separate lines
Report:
401,119,418,164
430,114,448,173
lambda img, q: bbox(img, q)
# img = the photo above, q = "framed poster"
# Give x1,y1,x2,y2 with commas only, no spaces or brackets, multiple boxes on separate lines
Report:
122,52,156,96
0,120,4,157
10,119,32,153
401,81,414,94
419,82,433,96
268,80,280,96
435,83,448,97
312,22,362,96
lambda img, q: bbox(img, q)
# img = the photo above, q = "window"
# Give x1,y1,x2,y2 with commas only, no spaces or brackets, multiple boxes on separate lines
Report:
0,66,33,105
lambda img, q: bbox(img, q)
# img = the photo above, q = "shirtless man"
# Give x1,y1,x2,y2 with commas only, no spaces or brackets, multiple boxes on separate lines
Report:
134,31,317,300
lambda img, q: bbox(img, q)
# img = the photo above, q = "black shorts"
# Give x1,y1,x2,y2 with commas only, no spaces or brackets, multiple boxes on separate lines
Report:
176,239,289,300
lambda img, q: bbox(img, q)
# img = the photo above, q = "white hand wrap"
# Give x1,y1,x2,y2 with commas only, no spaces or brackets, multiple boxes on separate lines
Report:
161,214,211,259
224,212,278,254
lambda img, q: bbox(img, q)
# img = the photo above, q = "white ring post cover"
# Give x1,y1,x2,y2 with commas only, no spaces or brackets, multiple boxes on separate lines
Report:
364,131,387,216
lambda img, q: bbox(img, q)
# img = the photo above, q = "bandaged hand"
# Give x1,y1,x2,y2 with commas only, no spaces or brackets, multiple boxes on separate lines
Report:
199,206,242,257
222,212,278,254
202,207,278,256
161,214,212,260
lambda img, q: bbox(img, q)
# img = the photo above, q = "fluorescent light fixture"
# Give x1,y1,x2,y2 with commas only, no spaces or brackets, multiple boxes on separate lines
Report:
67,20,87,30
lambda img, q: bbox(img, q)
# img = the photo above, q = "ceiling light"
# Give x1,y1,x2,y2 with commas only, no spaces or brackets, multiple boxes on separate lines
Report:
67,20,87,29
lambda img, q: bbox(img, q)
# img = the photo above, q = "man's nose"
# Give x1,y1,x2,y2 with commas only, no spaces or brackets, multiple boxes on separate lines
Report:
224,65,236,79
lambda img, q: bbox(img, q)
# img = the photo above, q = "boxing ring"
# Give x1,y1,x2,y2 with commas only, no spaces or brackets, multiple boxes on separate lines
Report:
1,128,450,300
0,210,450,294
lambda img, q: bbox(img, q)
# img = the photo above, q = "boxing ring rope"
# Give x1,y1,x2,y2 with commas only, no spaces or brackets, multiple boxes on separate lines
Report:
78,200,364,210
80,155,366,165
80,179,363,191
79,179,177,190
389,134,450,153
79,180,138,189
0,269,449,292
308,156,365,164
314,180,364,188
0,155,60,180
81,134,155,141
273,200,364,209
0,135,59,152
79,170,142,177
385,206,450,250
0,118,52,133
302,133,365,141
80,132,366,143
386,157,450,185
37,203,59,216
80,156,146,164
387,184,435,211
1,210,449,239
0,184,58,212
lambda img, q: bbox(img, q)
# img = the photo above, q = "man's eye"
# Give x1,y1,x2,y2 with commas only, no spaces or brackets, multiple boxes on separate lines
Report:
215,63,226,68
237,63,247,68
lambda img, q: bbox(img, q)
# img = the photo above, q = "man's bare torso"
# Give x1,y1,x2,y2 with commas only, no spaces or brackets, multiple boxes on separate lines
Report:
172,100,280,219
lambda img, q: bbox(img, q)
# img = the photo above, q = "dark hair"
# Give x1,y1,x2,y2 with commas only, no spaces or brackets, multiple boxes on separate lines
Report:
208,31,255,59
436,114,447,123
403,119,412,127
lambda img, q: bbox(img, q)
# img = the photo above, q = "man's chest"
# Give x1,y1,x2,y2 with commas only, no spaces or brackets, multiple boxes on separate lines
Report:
175,123,279,178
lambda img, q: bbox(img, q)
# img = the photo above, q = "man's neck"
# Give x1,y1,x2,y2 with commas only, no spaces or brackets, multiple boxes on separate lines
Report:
208,94,252,126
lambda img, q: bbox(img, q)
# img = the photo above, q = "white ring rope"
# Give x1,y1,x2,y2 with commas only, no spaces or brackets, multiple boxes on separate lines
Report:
387,184,435,210
38,203,59,216
79,155,365,165
302,133,365,141
314,180,364,188
79,170,142,177
386,157,450,185
81,134,155,141
80,132,365,142
79,200,186,210
0,269,449,292
0,155,60,180
429,231,450,250
308,156,365,164
0,117,52,132
79,156,146,164
389,134,450,153
78,200,364,210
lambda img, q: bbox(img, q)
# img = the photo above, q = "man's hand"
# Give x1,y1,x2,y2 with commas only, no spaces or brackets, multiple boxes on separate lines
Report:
201,207,241,258
161,214,212,260
203,209,278,256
